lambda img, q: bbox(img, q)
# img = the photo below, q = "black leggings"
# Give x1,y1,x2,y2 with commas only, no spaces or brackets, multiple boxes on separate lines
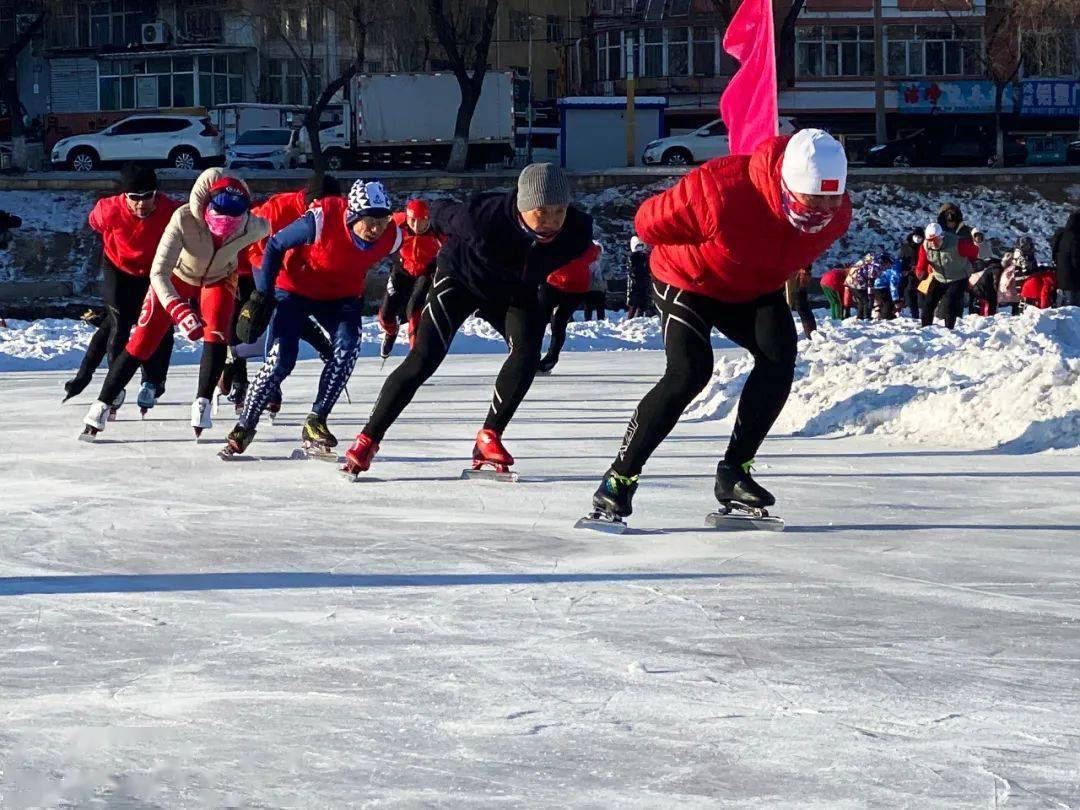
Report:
74,259,173,390
612,283,797,478
920,278,967,329
363,271,547,441
379,266,432,328
539,283,584,361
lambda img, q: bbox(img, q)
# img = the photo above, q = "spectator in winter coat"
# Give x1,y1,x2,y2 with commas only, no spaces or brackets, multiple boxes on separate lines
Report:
938,202,973,241
539,241,602,373
83,168,270,439
1053,211,1080,306
64,164,179,406
998,236,1039,314
590,128,851,522
872,256,903,320
0,209,21,250
898,227,924,318
845,253,877,320
1019,269,1057,309
819,266,847,319
625,236,652,318
915,222,978,328
584,246,609,320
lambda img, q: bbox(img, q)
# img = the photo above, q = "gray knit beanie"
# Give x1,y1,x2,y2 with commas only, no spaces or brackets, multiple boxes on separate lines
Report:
517,163,570,212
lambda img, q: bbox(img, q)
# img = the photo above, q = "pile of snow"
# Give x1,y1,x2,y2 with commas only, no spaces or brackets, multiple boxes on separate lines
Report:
688,307,1080,453
0,190,96,233
0,315,704,373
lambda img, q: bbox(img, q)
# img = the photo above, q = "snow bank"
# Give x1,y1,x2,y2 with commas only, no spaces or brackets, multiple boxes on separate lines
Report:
0,190,97,233
688,307,1080,453
0,315,697,372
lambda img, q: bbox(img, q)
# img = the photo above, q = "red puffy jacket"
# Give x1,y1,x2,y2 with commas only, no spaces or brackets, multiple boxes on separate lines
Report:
247,190,307,275
546,242,601,294
88,193,180,277
819,267,847,293
393,211,444,277
634,135,852,304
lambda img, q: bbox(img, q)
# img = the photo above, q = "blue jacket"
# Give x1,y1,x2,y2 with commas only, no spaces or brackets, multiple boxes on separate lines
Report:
873,259,903,300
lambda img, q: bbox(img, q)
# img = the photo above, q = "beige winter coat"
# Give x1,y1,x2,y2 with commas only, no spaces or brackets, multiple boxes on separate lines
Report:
149,168,269,307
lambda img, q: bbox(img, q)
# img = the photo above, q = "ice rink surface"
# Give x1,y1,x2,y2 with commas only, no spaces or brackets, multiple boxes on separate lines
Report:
1,351,1078,808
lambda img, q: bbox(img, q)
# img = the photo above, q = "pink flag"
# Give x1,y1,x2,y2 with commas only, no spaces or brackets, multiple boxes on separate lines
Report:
719,0,778,156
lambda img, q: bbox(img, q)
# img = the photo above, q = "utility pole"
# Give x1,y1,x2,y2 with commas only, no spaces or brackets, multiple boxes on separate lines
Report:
874,0,887,144
527,11,534,164
626,38,636,166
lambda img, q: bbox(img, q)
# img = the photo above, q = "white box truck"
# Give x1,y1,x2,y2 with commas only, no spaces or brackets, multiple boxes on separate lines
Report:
313,71,515,170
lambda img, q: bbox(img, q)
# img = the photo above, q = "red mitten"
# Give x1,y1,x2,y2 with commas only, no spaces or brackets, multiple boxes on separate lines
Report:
166,299,205,341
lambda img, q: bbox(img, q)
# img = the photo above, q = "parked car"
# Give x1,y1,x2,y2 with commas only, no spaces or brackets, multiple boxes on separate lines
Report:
641,116,796,166
225,127,302,170
51,114,223,172
1066,137,1080,165
864,124,1026,168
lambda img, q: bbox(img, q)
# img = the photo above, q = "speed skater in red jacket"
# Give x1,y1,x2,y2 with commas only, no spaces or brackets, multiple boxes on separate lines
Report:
64,163,180,405
589,130,852,523
376,199,446,359
225,179,402,455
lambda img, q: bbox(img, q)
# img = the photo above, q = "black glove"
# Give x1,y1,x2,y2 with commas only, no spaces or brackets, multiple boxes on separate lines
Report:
235,291,274,344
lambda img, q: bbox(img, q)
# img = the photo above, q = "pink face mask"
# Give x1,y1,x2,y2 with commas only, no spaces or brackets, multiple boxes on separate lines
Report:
780,179,836,234
205,208,244,239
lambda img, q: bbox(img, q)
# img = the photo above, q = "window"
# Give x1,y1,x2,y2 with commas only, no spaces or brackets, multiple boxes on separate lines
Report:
796,26,874,78
509,11,531,42
643,28,663,78
668,26,689,77
263,58,284,103
180,3,222,42
692,26,715,76
1022,31,1077,78
546,68,558,97
596,30,623,81
546,15,562,43
308,6,325,40
99,52,242,111
885,24,982,77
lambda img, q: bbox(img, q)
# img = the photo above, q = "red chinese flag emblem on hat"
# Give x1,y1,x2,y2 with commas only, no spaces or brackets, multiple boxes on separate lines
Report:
820,178,840,193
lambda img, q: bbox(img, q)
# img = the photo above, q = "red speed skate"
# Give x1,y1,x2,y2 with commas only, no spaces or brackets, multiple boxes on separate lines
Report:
462,428,519,483
341,433,379,481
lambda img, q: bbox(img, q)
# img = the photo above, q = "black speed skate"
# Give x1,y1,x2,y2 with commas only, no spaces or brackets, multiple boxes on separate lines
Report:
219,424,256,459
292,413,339,462
379,329,397,362
575,468,638,534
708,460,785,531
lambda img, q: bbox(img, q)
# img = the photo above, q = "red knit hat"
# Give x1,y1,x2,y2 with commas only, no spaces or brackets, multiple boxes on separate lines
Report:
406,199,429,219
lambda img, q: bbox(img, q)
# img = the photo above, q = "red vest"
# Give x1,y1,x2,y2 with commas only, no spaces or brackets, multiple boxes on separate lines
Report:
246,190,307,276
277,196,401,300
87,193,180,277
392,211,443,277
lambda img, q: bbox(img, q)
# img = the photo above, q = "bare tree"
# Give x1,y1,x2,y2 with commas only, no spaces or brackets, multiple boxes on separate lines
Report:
426,0,500,171
1,7,47,169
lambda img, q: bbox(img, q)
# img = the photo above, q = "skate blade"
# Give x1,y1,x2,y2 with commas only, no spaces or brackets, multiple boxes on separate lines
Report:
290,447,341,463
107,411,118,422
705,512,785,532
78,430,99,443
574,513,627,534
461,467,519,483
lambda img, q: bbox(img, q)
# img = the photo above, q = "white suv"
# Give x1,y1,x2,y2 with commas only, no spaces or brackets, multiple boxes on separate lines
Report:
642,117,797,166
51,114,224,172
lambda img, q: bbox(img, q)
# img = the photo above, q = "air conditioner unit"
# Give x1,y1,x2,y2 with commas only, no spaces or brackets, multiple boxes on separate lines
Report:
141,21,168,46
602,81,615,96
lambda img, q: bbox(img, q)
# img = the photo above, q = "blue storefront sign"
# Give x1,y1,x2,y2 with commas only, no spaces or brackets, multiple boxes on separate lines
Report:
1020,80,1080,116
900,81,1013,114
900,79,1080,116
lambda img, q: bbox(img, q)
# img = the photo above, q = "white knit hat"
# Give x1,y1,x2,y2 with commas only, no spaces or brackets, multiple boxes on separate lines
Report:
780,129,848,196
924,222,944,239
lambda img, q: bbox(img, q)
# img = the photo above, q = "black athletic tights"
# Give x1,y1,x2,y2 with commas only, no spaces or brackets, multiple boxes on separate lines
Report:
74,259,173,390
612,283,797,478
363,271,546,440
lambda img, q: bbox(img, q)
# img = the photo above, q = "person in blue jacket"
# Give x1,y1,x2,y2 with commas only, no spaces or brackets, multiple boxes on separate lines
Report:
872,254,903,320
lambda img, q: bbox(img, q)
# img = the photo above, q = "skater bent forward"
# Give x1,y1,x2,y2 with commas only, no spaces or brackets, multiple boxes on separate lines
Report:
588,129,852,524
